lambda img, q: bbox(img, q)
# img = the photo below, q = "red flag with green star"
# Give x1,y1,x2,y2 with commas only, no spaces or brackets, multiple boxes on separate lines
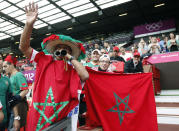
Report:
27,52,82,131
85,68,158,131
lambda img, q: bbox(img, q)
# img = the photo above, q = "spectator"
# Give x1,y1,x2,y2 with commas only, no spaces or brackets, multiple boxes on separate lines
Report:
94,43,100,50
93,54,114,72
167,32,179,52
124,52,143,73
88,43,93,53
148,37,161,54
0,53,12,130
110,46,125,62
0,101,4,123
104,42,112,52
131,43,138,54
85,53,91,63
138,38,148,56
19,2,89,130
83,49,101,68
156,36,160,42
0,53,3,62
148,36,152,45
159,36,169,53
100,49,107,55
3,55,29,130
119,47,132,61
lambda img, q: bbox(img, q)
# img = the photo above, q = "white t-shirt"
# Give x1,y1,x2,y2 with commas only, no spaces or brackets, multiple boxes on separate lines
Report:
120,53,133,61
148,43,161,54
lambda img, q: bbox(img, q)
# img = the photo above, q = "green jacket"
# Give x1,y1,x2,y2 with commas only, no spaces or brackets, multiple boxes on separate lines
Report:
0,74,12,124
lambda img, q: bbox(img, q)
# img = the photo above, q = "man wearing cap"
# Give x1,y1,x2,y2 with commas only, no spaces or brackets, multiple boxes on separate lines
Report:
3,55,29,130
83,49,101,68
0,55,13,130
124,52,143,73
93,54,114,72
19,2,89,131
110,46,125,62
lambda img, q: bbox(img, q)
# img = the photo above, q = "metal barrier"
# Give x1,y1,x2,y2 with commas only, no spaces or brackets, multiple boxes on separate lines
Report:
43,117,71,131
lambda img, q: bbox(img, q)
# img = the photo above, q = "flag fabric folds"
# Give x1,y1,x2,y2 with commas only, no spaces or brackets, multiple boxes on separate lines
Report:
85,68,158,131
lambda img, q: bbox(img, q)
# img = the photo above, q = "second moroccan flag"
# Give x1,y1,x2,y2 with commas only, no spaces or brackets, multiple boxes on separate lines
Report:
85,68,158,131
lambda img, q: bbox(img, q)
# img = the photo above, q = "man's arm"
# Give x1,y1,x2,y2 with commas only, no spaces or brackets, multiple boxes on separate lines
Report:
66,54,89,82
19,89,29,99
13,106,20,131
0,110,4,123
71,60,89,82
19,2,38,59
19,24,33,58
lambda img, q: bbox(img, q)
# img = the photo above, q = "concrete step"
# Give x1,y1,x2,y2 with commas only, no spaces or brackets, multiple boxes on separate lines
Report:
157,107,179,125
159,90,179,96
157,107,179,116
155,96,179,103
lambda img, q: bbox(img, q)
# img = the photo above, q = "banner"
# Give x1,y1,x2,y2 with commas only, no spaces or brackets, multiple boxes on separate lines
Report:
85,68,158,131
147,51,179,64
134,19,176,38
23,70,36,84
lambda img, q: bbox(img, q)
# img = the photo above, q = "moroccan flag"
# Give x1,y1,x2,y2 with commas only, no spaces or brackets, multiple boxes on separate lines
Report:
85,68,158,131
27,52,81,131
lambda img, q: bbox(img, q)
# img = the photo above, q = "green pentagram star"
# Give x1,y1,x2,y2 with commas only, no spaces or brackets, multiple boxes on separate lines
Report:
107,92,134,125
33,87,69,131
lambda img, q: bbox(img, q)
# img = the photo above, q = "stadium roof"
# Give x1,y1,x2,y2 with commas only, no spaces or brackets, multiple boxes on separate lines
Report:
0,0,178,50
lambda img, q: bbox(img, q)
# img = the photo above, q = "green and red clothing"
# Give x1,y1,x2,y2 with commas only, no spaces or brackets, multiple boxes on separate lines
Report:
0,74,12,124
10,72,28,95
83,62,99,68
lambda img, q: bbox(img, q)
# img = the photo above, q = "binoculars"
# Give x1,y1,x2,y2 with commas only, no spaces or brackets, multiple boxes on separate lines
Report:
54,50,67,57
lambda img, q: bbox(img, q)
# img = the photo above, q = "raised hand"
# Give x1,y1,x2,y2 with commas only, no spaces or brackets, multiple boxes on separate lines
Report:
25,2,38,26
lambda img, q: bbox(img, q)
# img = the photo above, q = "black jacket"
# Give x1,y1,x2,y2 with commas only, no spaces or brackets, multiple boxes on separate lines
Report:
110,56,125,62
124,59,143,73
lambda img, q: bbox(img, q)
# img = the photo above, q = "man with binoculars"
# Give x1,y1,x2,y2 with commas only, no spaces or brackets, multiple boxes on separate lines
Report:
19,2,89,131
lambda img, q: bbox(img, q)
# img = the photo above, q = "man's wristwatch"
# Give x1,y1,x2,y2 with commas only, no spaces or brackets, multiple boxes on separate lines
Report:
69,56,74,62
14,116,21,120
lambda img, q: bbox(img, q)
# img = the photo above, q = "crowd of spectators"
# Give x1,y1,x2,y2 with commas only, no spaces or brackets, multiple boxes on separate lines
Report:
1,32,179,74
0,31,179,130
81,32,179,73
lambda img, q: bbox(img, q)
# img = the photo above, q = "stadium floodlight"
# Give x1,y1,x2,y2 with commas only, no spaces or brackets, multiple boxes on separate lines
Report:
119,13,128,16
66,27,73,30
90,21,98,24
154,3,165,8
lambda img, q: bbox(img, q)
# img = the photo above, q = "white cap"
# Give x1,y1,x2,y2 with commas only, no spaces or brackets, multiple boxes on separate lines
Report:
92,49,101,55
99,54,110,61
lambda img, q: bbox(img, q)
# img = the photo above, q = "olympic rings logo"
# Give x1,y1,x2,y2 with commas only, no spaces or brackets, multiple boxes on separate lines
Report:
145,21,163,31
